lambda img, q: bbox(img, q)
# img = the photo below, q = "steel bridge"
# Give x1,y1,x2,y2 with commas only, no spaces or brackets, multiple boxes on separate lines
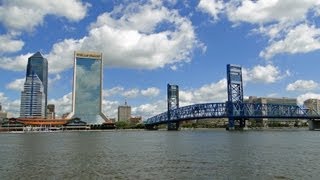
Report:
144,64,320,130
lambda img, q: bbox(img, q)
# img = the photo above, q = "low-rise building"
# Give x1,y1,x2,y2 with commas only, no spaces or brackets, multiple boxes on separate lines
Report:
130,116,142,124
245,96,298,127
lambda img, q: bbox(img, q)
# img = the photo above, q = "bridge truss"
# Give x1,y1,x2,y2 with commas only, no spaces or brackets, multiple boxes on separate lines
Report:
145,102,320,127
144,64,320,130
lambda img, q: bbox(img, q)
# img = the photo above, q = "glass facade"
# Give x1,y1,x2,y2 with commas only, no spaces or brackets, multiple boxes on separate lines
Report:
71,52,107,124
26,52,48,117
20,73,45,118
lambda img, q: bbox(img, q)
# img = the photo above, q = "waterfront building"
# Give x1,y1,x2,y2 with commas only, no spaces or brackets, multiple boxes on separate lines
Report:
0,104,8,122
26,52,48,117
129,116,142,124
20,73,46,118
118,101,131,122
304,99,320,115
245,96,297,126
47,104,55,119
68,51,107,124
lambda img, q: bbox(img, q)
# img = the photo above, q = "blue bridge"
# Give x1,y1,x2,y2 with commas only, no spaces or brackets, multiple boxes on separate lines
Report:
144,64,320,130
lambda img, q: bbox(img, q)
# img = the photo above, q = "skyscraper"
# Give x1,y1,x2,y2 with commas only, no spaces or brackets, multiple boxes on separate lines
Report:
68,51,107,124
20,52,48,118
26,52,48,117
20,73,46,118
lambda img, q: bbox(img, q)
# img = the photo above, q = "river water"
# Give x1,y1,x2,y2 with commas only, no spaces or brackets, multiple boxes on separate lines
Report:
0,129,319,179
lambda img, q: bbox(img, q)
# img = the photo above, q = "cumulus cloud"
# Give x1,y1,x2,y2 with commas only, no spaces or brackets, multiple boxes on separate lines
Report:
243,64,287,84
132,100,167,119
0,53,32,71
225,0,320,59
197,0,224,20
297,93,320,105
260,24,320,59
0,34,24,53
286,80,319,92
102,100,120,119
104,86,125,97
48,92,72,117
226,0,319,24
104,86,160,99
179,79,227,106
197,0,320,59
6,78,25,91
0,0,199,73
0,0,89,31
141,87,160,97
123,89,140,98
0,92,20,117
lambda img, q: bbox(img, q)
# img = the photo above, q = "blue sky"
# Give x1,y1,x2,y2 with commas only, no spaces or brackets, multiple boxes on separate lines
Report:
1,0,320,119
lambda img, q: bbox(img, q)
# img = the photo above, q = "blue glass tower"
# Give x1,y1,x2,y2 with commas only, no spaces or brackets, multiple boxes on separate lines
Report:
25,52,48,117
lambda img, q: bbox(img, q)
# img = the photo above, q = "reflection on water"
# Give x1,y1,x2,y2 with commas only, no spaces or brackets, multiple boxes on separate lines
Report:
0,129,319,179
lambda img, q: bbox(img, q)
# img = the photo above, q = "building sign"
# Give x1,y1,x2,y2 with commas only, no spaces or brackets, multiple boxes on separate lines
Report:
75,51,102,59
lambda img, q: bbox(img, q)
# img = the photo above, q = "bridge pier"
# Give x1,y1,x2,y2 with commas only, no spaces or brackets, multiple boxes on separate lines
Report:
145,125,158,130
308,120,320,130
227,118,247,131
167,122,180,131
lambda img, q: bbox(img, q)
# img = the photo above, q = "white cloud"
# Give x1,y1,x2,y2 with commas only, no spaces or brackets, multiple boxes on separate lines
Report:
180,79,227,106
225,0,320,59
0,34,24,53
0,1,199,73
48,92,72,117
198,0,224,20
6,78,25,91
243,64,285,84
226,0,319,24
123,89,140,98
132,100,167,119
141,87,160,97
0,92,8,103
0,53,32,71
104,86,160,99
104,86,125,97
260,24,320,59
297,93,320,105
0,92,20,117
286,80,319,92
102,100,120,119
0,0,89,31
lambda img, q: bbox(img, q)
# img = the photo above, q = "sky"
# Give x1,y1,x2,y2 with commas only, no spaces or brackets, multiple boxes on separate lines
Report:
1,0,320,119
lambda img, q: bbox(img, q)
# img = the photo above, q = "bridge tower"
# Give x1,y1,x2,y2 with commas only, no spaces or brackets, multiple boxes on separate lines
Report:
167,84,179,130
227,64,245,130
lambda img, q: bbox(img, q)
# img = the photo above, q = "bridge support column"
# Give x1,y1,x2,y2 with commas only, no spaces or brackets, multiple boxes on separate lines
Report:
228,118,235,130
226,64,244,131
167,122,179,131
308,120,320,130
308,120,314,130
145,125,158,130
227,118,247,130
